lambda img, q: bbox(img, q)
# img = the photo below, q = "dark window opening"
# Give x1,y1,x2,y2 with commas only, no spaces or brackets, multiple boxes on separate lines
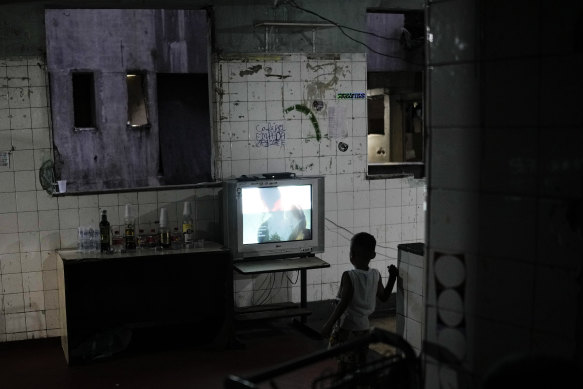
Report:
126,73,150,129
367,93,386,135
72,72,96,129
156,73,212,186
366,9,425,179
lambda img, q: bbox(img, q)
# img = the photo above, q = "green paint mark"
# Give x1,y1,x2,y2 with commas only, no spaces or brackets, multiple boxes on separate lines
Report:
283,104,321,141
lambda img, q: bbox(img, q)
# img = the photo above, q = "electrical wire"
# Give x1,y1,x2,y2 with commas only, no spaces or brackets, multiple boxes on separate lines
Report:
281,0,423,65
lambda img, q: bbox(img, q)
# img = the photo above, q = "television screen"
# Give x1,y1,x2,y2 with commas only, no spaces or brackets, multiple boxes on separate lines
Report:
241,185,312,245
222,175,324,261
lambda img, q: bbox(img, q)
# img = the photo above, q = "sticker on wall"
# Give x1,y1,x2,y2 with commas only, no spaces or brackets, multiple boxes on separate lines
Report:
255,122,285,147
312,100,324,112
328,105,346,138
0,151,10,168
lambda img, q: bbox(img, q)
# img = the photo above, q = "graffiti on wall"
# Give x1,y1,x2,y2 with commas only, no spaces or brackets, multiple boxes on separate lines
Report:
256,122,285,147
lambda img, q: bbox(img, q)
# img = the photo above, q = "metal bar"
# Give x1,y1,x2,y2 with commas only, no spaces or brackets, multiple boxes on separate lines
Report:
254,21,334,28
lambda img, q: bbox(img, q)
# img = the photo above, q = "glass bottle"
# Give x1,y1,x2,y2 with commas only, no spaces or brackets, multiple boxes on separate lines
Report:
124,204,136,251
136,229,146,250
182,201,194,248
99,210,111,253
159,207,171,249
171,227,182,250
112,230,124,253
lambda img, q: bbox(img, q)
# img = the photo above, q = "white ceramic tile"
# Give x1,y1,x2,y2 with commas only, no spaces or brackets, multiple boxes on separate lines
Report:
59,228,77,250
0,232,20,254
31,106,50,128
58,208,79,230
25,311,46,332
137,191,157,204
35,191,57,212
353,208,369,228
28,86,47,108
15,191,36,212
336,173,354,193
231,159,250,177
18,231,40,253
386,188,402,207
386,224,402,243
0,212,17,233
5,312,26,333
265,81,282,101
17,211,38,232
45,308,59,329
265,100,284,121
24,290,44,311
38,210,59,231
282,62,300,81
9,110,32,130
98,193,119,207
22,271,43,292
0,193,16,213
27,64,46,87
0,252,21,273
0,110,9,130
8,87,30,109
402,205,416,223
2,273,23,294
370,207,385,227
39,231,60,251
386,206,401,225
338,209,354,230
14,170,35,191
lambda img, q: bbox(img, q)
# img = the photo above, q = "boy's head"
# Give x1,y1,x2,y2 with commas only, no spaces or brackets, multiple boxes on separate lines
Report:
350,232,376,265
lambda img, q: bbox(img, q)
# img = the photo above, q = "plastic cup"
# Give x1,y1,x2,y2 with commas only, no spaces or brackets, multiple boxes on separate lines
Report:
57,180,67,193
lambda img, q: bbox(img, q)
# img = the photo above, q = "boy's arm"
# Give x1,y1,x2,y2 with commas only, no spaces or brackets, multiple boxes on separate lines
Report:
377,264,398,302
321,271,353,338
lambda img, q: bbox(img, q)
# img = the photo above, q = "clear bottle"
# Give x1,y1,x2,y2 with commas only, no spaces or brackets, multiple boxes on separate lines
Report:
99,210,111,253
124,204,136,251
112,230,124,253
136,229,147,250
182,201,194,248
159,208,171,249
147,227,158,249
171,227,182,250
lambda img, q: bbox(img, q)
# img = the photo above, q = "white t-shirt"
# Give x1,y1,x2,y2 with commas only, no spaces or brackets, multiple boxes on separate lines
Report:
338,268,380,331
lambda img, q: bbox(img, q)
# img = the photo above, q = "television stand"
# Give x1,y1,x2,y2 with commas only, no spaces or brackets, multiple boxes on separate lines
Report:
233,256,330,337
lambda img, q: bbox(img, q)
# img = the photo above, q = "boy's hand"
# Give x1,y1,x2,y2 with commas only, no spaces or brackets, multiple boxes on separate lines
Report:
388,264,398,277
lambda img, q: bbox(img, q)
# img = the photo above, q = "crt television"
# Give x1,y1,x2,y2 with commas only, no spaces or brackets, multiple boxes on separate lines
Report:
222,174,325,261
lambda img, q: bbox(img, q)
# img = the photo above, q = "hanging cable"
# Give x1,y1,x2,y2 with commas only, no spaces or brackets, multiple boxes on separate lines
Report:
281,0,423,65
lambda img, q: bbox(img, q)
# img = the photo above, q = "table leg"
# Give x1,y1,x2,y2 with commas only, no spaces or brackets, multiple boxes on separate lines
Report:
300,268,307,323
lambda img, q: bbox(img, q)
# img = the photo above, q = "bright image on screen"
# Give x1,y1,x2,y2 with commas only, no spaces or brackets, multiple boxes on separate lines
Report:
241,185,312,244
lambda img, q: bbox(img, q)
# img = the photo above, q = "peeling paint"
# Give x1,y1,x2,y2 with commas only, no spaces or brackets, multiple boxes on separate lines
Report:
239,64,262,77
284,104,321,141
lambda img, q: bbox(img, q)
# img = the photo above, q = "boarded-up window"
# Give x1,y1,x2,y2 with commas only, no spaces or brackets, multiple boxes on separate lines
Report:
45,9,212,193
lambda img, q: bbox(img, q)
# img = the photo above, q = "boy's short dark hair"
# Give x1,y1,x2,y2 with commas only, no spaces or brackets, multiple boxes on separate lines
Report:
351,232,376,260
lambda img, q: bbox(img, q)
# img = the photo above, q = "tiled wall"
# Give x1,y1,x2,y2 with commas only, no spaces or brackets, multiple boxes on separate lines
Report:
213,53,426,308
0,54,426,342
424,0,582,387
396,246,425,355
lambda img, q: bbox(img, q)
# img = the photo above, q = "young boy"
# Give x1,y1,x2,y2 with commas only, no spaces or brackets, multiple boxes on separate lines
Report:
321,232,399,374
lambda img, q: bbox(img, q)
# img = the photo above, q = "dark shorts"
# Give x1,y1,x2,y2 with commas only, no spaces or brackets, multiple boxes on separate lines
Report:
328,325,370,370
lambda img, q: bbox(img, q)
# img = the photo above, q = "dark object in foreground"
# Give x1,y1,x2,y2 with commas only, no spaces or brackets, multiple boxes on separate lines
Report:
224,328,421,389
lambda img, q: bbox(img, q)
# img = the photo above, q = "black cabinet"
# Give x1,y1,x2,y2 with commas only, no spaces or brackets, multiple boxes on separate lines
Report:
57,243,233,364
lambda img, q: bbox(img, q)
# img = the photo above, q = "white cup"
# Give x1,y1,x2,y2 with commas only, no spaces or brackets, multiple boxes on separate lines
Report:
57,180,67,193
